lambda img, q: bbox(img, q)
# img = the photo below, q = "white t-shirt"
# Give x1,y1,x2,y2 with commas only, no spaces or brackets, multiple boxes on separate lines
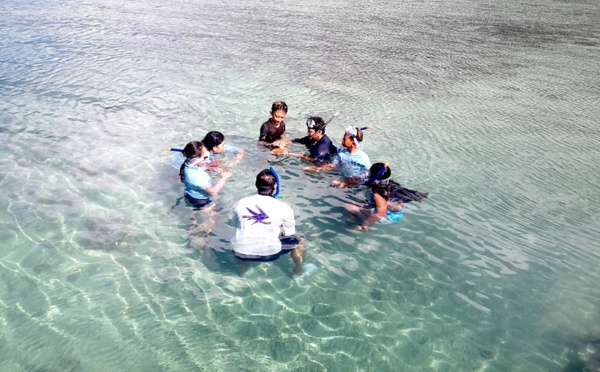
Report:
231,194,296,256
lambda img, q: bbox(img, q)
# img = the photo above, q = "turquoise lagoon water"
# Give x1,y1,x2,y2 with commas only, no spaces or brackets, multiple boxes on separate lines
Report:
1,0,599,370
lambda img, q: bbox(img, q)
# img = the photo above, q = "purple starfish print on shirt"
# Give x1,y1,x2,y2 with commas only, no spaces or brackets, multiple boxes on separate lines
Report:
242,205,271,225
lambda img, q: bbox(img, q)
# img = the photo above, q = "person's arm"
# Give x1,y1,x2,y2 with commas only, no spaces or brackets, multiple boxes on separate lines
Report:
204,171,232,195
272,139,294,147
386,201,405,211
287,152,312,162
231,148,244,166
306,163,337,172
359,192,387,230
332,172,367,188
259,123,273,146
332,176,363,188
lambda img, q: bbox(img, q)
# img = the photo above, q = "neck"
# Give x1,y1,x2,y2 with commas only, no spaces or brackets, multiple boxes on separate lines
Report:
187,158,205,167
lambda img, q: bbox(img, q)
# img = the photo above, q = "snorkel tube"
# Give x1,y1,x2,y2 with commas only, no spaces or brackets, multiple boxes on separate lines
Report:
325,112,339,127
364,162,389,185
269,166,280,198
169,147,183,153
306,112,339,142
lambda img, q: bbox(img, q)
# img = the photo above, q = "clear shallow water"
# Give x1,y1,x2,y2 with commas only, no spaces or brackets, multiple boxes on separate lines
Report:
1,0,599,370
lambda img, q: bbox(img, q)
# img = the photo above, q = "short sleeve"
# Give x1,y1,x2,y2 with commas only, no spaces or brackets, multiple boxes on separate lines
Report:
225,144,240,153
259,123,268,141
187,168,212,189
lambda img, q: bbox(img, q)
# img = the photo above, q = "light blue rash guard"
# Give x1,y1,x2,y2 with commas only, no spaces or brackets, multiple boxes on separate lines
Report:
209,144,240,160
334,148,371,178
172,144,242,169
182,164,212,200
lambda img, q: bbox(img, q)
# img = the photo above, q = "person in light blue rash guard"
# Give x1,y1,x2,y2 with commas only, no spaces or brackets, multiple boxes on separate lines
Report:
345,162,428,230
170,131,244,170
179,141,231,248
308,125,371,185
201,131,244,170
272,116,337,165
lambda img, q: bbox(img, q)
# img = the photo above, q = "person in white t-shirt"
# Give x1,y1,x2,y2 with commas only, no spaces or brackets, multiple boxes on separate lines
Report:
231,169,305,276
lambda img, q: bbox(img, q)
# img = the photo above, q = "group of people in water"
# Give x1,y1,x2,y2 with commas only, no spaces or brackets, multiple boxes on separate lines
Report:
174,101,428,277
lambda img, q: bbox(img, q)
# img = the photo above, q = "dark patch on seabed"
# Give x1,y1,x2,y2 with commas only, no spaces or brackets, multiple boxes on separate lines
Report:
478,19,599,47
563,336,600,372
483,22,572,45
75,212,142,250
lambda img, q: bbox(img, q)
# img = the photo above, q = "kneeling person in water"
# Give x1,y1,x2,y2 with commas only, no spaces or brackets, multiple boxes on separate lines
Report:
345,163,428,230
259,101,288,147
309,125,371,185
202,131,245,169
180,141,232,248
273,116,337,165
231,169,306,277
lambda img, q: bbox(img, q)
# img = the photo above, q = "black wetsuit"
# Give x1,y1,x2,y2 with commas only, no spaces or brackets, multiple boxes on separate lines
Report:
293,134,337,165
259,119,286,144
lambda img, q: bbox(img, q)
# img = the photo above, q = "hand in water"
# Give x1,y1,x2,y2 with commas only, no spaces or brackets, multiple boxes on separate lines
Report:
271,148,289,155
221,171,232,179
332,179,348,188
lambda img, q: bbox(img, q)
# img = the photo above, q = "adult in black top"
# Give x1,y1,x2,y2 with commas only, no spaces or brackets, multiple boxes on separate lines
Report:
273,116,337,165
259,101,288,146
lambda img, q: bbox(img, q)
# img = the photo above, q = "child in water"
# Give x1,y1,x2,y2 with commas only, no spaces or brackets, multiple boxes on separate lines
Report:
179,141,232,248
345,163,428,230
259,101,288,147
308,125,371,184
272,116,337,165
201,131,245,170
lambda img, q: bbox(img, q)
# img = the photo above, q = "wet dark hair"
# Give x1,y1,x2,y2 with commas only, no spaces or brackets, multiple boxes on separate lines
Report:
256,169,276,196
306,116,327,134
179,141,206,182
271,101,288,113
202,131,225,151
368,163,428,203
368,162,391,182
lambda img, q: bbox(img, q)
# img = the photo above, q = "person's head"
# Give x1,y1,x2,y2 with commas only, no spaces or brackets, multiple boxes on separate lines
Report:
306,116,327,139
182,140,209,160
341,125,364,149
180,141,209,181
270,101,288,127
366,162,391,184
202,131,226,153
255,169,277,196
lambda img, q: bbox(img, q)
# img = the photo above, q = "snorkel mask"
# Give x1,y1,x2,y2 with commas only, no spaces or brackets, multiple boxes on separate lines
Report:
364,162,389,185
306,117,325,131
305,113,339,142
345,125,359,146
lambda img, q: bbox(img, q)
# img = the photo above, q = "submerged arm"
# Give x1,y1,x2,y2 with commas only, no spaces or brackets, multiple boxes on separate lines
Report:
204,172,231,195
359,192,387,230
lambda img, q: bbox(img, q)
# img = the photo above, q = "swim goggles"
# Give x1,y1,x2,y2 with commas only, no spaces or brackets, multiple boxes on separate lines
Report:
306,118,322,130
